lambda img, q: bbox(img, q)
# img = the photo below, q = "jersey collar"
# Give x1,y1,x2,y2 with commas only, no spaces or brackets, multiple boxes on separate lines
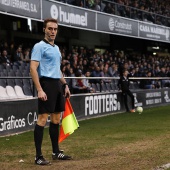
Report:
43,39,55,47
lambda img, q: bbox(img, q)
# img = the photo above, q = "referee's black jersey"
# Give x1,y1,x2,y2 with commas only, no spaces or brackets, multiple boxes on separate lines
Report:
118,76,130,92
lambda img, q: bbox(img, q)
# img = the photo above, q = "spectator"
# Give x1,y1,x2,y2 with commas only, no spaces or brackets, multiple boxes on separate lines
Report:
158,67,169,87
103,3,115,14
61,65,67,77
9,42,15,59
85,0,95,9
23,48,31,62
108,62,119,77
13,46,24,62
94,0,101,11
0,49,12,66
101,66,111,83
65,62,71,77
72,69,89,94
83,70,95,92
140,71,160,89
90,65,102,84
153,65,160,76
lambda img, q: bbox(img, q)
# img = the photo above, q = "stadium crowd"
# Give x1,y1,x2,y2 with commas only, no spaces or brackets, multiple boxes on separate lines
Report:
0,41,170,94
55,0,170,27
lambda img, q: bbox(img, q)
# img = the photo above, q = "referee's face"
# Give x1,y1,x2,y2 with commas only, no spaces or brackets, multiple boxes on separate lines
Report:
44,22,58,42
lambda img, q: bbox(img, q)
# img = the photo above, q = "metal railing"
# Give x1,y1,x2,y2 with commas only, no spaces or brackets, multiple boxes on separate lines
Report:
0,76,170,99
65,76,170,94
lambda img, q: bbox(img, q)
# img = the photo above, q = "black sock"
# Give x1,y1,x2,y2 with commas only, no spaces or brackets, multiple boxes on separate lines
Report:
49,122,59,153
34,124,44,158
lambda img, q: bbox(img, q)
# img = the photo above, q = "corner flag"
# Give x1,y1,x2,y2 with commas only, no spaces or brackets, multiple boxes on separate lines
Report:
59,98,79,143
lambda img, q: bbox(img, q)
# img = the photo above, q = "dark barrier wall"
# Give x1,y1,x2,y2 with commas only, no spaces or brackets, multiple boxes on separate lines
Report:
1,89,170,136
0,98,38,136
70,88,170,120
70,92,123,120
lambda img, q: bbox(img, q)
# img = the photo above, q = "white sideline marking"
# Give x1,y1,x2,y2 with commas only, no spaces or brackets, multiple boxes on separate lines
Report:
154,163,170,170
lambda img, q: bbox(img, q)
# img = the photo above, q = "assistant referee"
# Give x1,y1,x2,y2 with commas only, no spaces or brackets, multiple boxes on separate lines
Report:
30,18,71,166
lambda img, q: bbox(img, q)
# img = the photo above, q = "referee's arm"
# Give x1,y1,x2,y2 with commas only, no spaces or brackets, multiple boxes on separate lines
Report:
30,60,47,101
60,71,71,98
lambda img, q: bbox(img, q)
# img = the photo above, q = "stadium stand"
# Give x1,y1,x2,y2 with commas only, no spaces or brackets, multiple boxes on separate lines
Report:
55,0,170,27
0,42,170,97
0,0,170,99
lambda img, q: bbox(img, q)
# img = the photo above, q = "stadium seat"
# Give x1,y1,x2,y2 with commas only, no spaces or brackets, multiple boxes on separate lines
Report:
0,64,5,69
110,83,116,91
7,79,15,87
0,79,7,87
14,85,27,98
18,65,26,71
106,83,113,92
96,83,101,92
22,79,31,87
91,83,97,92
25,64,30,71
22,70,30,77
15,71,23,77
13,62,20,66
0,67,4,72
101,83,107,92
133,82,140,89
0,86,9,99
15,79,23,87
5,65,12,71
0,72,7,77
12,65,19,71
23,85,33,96
129,81,135,89
129,81,139,90
7,71,16,77
6,85,18,99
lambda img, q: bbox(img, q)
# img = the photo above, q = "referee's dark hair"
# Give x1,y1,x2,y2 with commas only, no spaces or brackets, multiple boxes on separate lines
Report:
43,18,58,28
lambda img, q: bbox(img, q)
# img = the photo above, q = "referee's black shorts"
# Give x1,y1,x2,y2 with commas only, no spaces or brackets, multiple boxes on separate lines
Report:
38,77,65,114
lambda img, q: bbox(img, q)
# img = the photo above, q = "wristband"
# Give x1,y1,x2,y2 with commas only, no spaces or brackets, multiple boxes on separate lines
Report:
63,83,68,88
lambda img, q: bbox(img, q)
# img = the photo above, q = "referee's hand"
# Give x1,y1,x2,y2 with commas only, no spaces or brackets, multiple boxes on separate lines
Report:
38,90,47,101
64,85,70,98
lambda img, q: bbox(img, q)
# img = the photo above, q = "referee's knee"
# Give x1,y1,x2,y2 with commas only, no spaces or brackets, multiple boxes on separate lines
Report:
50,113,61,124
37,120,47,127
37,116,48,127
50,119,60,124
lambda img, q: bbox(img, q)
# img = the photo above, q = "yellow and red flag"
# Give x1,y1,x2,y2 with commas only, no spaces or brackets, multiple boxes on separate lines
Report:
59,98,79,143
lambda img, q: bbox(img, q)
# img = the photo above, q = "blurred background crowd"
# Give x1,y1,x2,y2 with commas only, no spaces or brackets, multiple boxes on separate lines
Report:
0,40,170,94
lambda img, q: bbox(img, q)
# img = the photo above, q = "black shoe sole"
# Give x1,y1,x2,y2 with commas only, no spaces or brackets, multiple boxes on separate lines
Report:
35,162,51,166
